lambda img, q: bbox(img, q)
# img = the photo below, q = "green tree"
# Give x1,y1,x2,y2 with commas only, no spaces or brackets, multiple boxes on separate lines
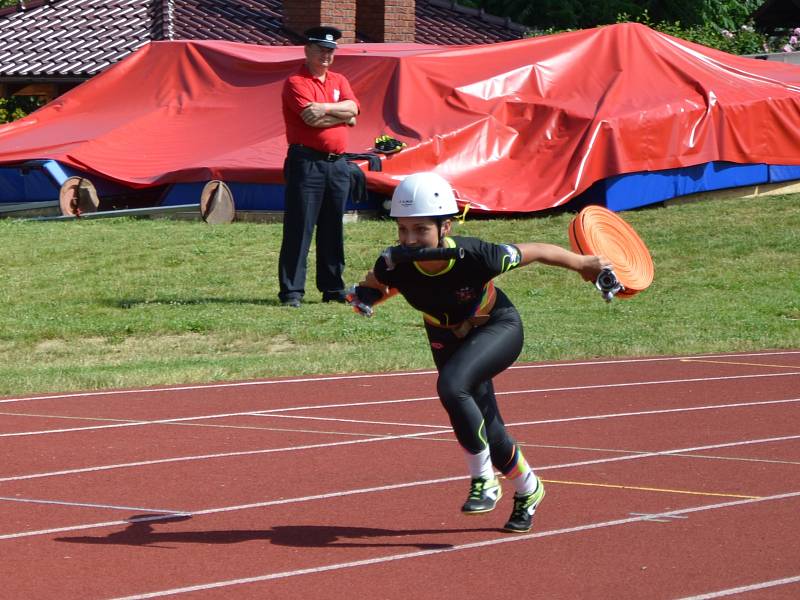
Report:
647,0,764,30
463,0,772,53
463,1,767,31
633,14,768,54
463,0,647,29
0,96,45,124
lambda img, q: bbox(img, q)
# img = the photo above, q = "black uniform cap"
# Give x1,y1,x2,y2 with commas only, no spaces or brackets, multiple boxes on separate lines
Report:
305,26,342,49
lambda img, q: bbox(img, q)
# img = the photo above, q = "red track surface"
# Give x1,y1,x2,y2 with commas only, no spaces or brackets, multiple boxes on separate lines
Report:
1,351,799,599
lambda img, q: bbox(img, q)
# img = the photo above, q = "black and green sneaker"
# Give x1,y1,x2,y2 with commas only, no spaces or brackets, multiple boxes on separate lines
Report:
374,135,407,154
461,477,502,514
503,478,545,533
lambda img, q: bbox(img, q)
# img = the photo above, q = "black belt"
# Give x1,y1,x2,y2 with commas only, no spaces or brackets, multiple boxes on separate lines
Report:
289,144,343,162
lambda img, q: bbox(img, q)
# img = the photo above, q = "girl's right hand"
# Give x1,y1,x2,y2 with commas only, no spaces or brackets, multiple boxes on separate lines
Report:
578,255,612,282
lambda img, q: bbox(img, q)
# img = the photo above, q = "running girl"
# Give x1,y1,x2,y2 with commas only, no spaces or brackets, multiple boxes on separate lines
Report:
349,172,610,532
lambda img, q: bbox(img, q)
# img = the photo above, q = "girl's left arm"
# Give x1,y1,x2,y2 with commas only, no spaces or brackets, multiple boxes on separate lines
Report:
515,242,611,282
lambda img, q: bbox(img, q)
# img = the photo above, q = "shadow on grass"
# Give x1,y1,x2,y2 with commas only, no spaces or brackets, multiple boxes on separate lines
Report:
54,513,500,550
111,297,280,309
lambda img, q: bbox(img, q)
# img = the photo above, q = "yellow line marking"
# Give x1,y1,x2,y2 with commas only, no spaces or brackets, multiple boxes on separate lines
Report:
680,358,800,369
540,478,761,500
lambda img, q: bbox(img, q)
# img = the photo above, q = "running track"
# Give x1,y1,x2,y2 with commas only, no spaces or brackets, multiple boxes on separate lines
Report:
1,351,799,599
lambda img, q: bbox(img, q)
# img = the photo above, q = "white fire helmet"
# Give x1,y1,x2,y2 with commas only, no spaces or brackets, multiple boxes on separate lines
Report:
389,172,459,218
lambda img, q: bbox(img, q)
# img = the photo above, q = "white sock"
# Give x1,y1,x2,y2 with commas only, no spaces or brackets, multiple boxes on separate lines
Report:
512,470,538,496
505,445,538,496
464,447,495,480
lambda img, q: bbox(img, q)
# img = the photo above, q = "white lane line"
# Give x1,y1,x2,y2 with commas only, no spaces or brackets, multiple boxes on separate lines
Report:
496,372,800,399
528,442,800,467
510,397,800,427
1,350,797,405
0,519,140,541
538,434,800,471
681,358,800,370
0,373,439,405
0,412,121,422
629,512,689,523
159,423,398,438
676,575,800,599
2,433,799,540
0,420,157,438
2,371,798,438
674,453,800,467
0,428,453,483
0,417,412,439
260,396,800,429
0,496,187,515
0,395,440,437
250,414,445,428
2,398,799,483
0,475,465,541
0,410,404,438
105,490,800,599
0,410,443,431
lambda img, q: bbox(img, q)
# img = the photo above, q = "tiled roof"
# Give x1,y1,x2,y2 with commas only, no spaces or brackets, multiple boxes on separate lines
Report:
418,0,528,45
0,0,152,76
168,0,297,46
0,0,529,78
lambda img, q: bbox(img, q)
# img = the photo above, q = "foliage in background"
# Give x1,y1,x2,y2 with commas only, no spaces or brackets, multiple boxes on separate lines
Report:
0,96,45,124
469,0,784,53
647,0,763,31
479,0,645,29
619,10,769,54
465,0,765,29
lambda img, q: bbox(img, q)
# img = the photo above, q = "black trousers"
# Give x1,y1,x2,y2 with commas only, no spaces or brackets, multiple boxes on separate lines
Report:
278,145,350,302
425,291,524,473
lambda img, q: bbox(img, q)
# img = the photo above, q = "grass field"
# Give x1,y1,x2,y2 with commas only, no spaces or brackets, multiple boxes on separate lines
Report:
0,194,797,396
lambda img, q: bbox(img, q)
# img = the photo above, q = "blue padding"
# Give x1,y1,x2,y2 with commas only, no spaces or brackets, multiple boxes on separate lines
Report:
229,183,285,211
6,159,782,212
161,182,285,210
0,160,137,203
32,160,143,197
0,165,58,202
768,164,800,183
160,182,205,206
602,162,768,211
161,182,381,211
36,160,72,185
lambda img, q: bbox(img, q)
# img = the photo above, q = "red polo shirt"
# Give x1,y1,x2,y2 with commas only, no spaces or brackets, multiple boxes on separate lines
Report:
282,65,360,154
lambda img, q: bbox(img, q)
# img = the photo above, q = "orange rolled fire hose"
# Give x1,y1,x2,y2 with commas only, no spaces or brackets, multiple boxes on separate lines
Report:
568,205,654,298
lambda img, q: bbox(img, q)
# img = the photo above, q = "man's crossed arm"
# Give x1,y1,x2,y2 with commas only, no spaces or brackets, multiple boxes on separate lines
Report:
301,100,358,128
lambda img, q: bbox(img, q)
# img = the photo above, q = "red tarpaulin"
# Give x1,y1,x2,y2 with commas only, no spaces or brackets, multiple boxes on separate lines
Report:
2,22,800,213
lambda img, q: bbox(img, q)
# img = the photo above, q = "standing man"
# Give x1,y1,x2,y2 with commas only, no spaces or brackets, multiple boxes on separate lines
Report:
278,26,361,308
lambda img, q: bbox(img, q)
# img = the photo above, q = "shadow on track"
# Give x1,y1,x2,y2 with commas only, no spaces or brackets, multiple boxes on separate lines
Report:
55,513,501,550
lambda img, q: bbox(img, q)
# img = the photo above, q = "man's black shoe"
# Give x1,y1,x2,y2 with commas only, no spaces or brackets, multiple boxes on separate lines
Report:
322,291,348,303
282,298,302,308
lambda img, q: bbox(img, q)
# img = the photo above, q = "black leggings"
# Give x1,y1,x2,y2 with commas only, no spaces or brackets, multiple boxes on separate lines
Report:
425,291,523,473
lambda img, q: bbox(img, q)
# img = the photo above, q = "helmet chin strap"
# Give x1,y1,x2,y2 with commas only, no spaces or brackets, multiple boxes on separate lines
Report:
436,206,467,246
436,217,447,247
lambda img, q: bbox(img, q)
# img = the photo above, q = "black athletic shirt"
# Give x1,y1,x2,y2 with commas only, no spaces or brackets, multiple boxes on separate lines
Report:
373,236,522,326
